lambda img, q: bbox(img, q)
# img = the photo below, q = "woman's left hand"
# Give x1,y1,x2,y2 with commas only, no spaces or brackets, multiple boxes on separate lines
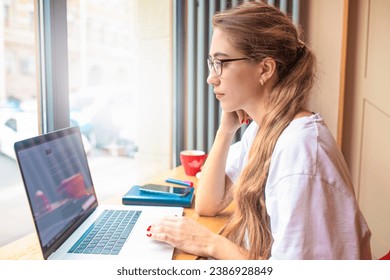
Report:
148,216,217,258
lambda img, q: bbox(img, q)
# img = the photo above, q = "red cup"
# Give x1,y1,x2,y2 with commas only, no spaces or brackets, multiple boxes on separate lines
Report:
180,150,207,176
58,173,87,198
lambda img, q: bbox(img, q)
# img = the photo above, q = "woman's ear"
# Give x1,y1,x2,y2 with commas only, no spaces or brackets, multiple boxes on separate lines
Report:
258,57,276,85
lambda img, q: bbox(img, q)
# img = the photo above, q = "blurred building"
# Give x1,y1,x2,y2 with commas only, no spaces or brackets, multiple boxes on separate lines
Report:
1,0,137,104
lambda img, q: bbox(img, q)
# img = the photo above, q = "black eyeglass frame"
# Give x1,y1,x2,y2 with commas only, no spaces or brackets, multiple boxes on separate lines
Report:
207,57,250,77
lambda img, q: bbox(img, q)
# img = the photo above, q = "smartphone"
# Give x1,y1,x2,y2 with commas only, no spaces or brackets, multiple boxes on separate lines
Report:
139,184,191,197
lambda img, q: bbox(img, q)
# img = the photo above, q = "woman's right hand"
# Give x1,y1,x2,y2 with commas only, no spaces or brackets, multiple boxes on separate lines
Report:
219,110,251,134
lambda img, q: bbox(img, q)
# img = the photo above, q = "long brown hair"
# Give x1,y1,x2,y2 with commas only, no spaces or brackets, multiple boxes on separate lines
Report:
214,2,317,259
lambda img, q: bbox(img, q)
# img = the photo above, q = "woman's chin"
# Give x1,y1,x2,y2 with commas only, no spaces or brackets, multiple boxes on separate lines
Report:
218,101,233,112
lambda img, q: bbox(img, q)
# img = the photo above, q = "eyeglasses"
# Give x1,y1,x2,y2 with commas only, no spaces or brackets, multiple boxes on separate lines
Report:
207,57,249,77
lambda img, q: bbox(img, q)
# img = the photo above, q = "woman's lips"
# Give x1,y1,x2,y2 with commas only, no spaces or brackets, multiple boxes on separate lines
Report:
215,93,224,99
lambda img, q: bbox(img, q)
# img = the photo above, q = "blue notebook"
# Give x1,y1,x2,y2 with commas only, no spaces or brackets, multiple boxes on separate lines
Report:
122,185,194,208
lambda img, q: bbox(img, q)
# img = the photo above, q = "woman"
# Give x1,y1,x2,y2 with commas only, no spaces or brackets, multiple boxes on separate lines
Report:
148,1,372,260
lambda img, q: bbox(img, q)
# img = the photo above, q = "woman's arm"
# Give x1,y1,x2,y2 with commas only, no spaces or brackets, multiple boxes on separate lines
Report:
195,110,248,216
149,216,249,259
195,129,235,216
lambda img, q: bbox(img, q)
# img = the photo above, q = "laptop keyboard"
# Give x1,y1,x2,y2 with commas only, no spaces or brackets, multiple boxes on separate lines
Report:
68,209,141,255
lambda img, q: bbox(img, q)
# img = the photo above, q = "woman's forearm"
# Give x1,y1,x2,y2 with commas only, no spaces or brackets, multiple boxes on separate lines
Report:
206,233,249,259
150,216,250,260
195,130,236,216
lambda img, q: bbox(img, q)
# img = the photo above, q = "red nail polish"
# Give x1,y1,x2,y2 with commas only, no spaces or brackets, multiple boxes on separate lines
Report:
146,233,152,237
246,119,250,124
147,225,151,231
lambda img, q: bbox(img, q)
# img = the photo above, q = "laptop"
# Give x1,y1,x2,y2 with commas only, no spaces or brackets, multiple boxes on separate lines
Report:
14,126,183,260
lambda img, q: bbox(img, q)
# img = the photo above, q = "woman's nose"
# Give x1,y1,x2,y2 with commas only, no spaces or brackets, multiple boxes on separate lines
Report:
207,70,219,86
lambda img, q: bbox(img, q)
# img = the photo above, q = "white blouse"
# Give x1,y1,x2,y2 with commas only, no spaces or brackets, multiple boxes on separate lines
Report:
225,113,372,259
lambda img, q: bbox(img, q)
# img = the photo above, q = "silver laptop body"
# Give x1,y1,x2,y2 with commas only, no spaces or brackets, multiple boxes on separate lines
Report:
14,126,182,260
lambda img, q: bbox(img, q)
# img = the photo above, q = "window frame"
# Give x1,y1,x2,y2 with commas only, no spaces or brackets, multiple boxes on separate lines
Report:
35,0,70,134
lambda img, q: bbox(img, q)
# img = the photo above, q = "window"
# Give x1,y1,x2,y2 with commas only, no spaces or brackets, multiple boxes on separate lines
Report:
0,0,38,246
66,0,173,200
0,0,173,247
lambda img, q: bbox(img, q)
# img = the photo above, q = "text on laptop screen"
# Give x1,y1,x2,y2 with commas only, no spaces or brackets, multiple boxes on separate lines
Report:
17,130,96,248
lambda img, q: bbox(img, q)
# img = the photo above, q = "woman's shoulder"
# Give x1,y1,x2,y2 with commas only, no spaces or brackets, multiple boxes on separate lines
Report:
281,112,326,140
274,113,325,156
268,113,352,191
268,114,337,179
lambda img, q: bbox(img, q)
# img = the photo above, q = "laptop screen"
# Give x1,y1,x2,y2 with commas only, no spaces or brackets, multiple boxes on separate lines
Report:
14,126,98,257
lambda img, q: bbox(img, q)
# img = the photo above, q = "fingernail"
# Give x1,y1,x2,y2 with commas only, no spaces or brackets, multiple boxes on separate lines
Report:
147,225,151,231
241,119,245,124
146,233,152,237
246,119,250,124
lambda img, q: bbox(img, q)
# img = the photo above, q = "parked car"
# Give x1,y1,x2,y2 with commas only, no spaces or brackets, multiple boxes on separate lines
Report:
1,89,138,159
0,111,92,160
0,111,39,159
